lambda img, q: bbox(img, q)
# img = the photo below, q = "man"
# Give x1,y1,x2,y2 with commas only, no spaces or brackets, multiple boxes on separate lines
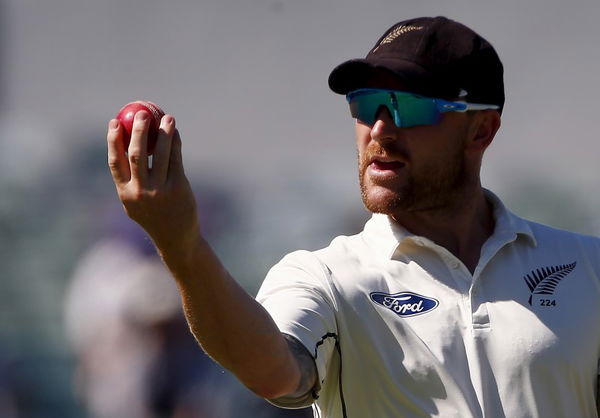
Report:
107,16,600,418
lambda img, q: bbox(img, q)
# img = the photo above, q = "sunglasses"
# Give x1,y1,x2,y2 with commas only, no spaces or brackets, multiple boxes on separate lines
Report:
346,89,500,128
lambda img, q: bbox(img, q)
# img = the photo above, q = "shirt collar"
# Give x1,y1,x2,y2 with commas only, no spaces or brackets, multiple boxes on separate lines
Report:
362,189,537,259
484,189,537,247
362,213,413,259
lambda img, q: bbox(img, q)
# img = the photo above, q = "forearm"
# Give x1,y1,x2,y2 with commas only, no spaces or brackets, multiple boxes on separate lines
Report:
160,234,300,399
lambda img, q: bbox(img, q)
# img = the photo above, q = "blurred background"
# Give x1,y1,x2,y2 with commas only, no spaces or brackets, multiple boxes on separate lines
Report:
0,0,599,416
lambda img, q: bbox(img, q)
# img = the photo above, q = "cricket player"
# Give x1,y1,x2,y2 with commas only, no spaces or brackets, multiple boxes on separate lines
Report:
107,16,600,418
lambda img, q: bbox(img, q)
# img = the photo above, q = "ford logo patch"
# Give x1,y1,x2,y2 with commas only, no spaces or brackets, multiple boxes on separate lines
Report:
370,291,439,318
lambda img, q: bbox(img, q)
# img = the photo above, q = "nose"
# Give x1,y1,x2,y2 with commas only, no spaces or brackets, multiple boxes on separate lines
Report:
370,106,398,144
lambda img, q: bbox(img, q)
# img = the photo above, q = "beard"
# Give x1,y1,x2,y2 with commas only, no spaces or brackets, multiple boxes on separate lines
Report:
358,140,469,216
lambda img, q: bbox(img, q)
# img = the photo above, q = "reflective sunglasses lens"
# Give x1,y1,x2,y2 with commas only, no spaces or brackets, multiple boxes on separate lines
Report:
394,94,441,127
348,92,394,126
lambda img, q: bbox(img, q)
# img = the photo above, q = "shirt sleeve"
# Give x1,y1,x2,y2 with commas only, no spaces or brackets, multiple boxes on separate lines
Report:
256,250,338,408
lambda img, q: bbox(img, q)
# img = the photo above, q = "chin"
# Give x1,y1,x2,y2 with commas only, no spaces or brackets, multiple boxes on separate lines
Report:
361,186,405,215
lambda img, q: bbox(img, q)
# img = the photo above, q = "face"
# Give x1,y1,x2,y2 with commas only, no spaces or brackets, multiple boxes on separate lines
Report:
356,106,474,217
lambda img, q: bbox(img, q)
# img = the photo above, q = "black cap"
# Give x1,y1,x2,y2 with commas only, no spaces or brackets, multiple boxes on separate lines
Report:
328,16,504,112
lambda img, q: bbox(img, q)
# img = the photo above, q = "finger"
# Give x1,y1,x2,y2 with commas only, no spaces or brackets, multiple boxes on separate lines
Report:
107,119,131,185
128,110,150,184
168,129,185,181
150,114,175,184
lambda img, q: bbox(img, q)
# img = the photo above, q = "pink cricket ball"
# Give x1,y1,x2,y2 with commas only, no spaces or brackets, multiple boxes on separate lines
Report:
115,100,165,155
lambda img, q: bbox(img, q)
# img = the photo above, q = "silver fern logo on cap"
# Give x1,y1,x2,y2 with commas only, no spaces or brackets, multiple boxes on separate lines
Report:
373,25,424,52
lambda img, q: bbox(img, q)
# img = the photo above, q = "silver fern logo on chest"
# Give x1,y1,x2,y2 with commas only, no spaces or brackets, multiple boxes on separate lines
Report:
523,262,576,306
370,291,439,317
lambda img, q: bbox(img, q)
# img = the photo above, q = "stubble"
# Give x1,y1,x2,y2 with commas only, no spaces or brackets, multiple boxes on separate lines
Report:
358,135,469,216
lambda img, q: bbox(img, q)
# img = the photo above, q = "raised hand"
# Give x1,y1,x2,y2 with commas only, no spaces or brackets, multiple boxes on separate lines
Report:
106,111,200,252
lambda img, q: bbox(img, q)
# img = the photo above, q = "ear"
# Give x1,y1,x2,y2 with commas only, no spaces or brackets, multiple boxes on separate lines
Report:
466,110,501,153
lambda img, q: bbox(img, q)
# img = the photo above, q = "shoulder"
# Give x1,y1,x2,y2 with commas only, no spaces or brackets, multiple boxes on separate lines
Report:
490,189,600,254
315,232,367,264
258,231,367,296
274,227,368,272
524,217,600,250
510,215,600,279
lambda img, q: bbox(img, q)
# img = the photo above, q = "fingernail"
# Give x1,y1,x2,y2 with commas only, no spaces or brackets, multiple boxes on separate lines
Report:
135,111,149,121
109,119,119,130
162,115,174,127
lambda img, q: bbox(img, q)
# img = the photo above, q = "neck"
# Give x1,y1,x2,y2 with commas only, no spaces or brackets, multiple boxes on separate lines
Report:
391,186,495,274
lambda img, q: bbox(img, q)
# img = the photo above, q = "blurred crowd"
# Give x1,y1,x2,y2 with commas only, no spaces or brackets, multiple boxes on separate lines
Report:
0,135,330,417
63,217,312,418
56,166,323,417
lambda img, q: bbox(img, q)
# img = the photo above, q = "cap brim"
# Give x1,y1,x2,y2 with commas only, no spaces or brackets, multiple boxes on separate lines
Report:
328,58,457,98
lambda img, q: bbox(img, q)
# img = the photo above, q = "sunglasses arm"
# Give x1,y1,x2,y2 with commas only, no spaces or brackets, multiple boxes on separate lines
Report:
434,99,500,113
464,103,500,111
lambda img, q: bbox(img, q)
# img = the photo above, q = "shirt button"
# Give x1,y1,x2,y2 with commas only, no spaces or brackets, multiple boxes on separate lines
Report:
450,260,460,269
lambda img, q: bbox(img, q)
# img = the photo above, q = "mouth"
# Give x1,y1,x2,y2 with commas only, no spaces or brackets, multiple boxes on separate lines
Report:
369,157,406,172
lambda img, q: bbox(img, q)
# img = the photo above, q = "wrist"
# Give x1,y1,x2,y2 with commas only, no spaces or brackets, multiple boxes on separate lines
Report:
153,222,204,271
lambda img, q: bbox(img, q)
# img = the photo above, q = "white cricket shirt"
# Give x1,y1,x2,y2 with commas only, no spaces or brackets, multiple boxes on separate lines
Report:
256,192,600,418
